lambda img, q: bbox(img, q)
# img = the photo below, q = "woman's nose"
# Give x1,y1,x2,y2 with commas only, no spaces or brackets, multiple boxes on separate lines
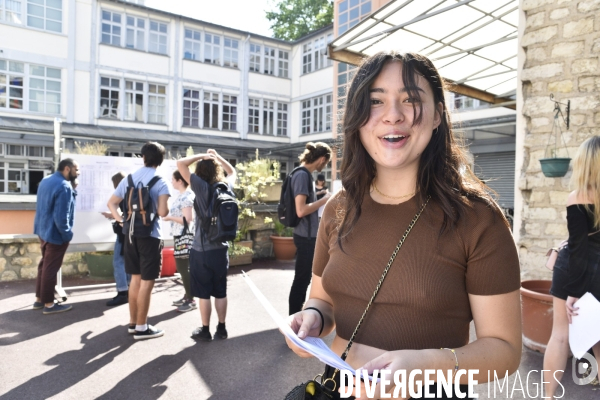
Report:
382,102,405,124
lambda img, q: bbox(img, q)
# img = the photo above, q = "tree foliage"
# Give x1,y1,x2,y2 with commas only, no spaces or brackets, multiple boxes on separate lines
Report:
266,0,333,41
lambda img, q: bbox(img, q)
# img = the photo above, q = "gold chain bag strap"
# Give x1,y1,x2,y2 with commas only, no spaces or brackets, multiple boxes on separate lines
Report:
284,196,430,400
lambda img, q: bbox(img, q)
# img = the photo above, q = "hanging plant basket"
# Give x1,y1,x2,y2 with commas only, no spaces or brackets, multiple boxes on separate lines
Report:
540,157,571,178
540,94,572,178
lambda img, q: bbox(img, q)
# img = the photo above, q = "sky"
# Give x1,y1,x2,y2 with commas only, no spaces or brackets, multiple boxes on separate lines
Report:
143,0,275,37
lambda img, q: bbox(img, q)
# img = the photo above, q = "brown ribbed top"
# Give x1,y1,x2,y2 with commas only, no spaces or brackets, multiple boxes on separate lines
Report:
313,192,520,351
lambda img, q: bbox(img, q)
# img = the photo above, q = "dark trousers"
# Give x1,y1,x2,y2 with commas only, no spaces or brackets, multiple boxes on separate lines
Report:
35,239,69,304
289,234,316,315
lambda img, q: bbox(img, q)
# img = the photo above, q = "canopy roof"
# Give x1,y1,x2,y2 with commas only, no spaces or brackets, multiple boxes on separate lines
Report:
329,0,518,108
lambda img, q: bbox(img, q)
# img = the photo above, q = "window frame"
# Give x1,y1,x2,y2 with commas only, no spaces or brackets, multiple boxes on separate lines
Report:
247,98,288,137
248,98,260,134
1,0,23,25
125,15,146,51
149,19,168,55
28,64,61,114
277,102,288,137
147,83,167,124
124,79,145,122
222,94,237,131
183,28,202,61
301,94,332,135
223,37,239,68
203,32,221,65
203,91,219,129
99,76,120,119
249,43,261,73
302,34,333,74
278,50,289,78
27,0,62,33
101,9,122,46
182,88,201,127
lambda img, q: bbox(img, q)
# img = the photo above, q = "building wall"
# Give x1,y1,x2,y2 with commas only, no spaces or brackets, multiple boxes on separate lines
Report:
0,211,35,235
518,0,600,280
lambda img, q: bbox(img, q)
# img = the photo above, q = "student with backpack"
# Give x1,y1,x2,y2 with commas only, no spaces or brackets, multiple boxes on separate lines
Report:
176,149,237,342
107,142,170,340
286,142,332,315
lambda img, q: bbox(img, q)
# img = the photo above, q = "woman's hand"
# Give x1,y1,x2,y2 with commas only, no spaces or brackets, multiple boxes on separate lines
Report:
347,350,420,400
566,296,579,323
282,309,323,358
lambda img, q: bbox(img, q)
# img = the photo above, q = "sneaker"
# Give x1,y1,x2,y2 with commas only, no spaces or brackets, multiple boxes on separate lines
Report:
177,300,197,313
128,324,136,334
172,297,186,306
43,303,73,315
33,301,44,310
191,326,212,342
214,326,228,340
133,325,164,340
106,293,128,307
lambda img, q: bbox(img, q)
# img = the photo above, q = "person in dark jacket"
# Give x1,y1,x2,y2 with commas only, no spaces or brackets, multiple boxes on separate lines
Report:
33,158,79,314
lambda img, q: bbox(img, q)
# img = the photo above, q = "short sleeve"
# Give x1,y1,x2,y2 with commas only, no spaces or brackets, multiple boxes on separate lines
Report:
313,192,343,277
181,191,194,209
114,176,128,199
463,201,521,295
157,178,171,197
292,170,311,197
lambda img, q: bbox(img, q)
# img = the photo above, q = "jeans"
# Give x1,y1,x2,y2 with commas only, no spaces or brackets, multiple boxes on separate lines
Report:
35,239,69,304
288,234,316,315
113,238,130,292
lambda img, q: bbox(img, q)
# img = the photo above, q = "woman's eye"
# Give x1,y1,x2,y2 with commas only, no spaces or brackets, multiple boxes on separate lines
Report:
370,98,382,105
404,97,420,104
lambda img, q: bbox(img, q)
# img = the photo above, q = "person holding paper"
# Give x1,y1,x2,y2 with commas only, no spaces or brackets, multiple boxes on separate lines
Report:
544,136,600,398
283,52,522,399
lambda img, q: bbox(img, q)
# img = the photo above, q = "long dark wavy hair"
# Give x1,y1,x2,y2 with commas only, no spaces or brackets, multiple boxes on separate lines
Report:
337,51,497,246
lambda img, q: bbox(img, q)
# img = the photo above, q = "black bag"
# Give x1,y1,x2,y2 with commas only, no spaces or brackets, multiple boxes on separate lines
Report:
174,217,194,259
195,181,239,243
277,166,313,228
122,174,161,241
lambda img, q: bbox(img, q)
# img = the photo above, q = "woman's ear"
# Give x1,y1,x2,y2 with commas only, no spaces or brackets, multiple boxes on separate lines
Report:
434,101,443,129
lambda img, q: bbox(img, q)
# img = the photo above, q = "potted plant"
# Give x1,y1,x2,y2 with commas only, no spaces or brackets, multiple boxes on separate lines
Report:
540,95,571,178
270,220,296,261
520,280,553,353
229,150,280,266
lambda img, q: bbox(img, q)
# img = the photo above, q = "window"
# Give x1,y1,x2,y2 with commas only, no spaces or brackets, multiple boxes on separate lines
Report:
8,144,23,155
338,0,371,35
263,46,275,75
301,94,332,134
28,145,42,157
0,60,24,110
27,0,61,32
101,10,121,45
183,89,200,127
27,65,61,114
148,84,166,124
249,44,260,72
203,92,218,129
126,15,145,50
125,80,144,121
278,50,289,78
184,29,201,61
204,33,220,64
302,34,332,74
99,76,119,118
0,144,3,155
222,95,237,131
248,98,259,133
263,100,274,135
223,37,239,68
302,43,312,74
149,20,167,54
45,146,53,158
1,0,22,24
336,62,356,133
277,103,288,136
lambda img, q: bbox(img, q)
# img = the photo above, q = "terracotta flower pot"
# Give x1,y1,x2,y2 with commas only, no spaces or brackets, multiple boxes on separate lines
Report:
520,280,553,353
270,235,296,260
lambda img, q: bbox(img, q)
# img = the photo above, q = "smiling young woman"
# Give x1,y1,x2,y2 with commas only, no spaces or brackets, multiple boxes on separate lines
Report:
283,52,522,400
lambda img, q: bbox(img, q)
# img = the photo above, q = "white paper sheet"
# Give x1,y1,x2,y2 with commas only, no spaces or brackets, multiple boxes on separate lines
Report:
569,292,600,359
241,271,375,380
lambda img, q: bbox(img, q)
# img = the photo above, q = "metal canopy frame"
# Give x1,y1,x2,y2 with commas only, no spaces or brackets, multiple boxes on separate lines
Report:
329,0,518,109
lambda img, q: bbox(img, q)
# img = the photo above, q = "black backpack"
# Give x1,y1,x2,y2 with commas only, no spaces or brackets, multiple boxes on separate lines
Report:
195,181,239,243
277,166,313,228
122,174,161,241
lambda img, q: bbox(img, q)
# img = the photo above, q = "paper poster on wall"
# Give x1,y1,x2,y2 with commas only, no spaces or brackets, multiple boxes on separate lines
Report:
61,154,178,246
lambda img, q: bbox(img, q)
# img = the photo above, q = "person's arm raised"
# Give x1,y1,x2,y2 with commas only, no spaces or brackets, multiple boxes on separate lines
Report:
207,148,236,182
176,153,215,185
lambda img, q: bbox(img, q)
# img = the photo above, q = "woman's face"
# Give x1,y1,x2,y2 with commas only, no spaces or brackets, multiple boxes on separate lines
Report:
171,176,181,190
359,61,441,175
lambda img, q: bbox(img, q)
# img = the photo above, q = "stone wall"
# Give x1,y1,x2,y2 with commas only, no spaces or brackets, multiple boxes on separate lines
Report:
519,0,600,280
0,235,89,281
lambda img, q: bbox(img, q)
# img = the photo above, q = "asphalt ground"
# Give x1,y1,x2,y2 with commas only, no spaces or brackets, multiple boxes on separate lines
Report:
0,259,598,400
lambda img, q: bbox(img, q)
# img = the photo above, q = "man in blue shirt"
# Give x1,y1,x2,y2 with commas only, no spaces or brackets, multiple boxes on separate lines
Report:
107,142,170,340
33,158,79,314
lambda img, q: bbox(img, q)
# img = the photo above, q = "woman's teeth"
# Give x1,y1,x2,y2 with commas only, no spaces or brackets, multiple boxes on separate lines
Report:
383,135,405,143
